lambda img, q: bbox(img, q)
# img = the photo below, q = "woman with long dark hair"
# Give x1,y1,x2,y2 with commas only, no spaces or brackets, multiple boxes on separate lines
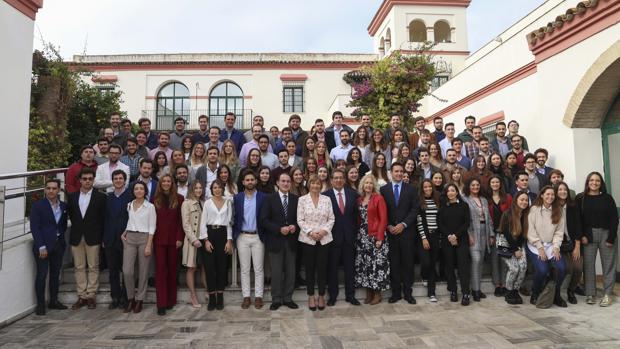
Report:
200,180,234,310
152,174,184,316
428,142,443,169
215,164,237,200
352,126,370,167
346,147,370,177
438,184,471,305
302,137,316,160
462,177,493,302
431,172,445,193
526,185,566,307
576,172,618,307
237,148,261,191
345,165,359,190
465,155,493,194
416,179,441,302
303,157,318,180
290,167,308,197
498,190,529,304
488,152,511,192
256,165,275,194
366,129,391,169
153,151,168,179
371,153,390,188
555,181,583,305
488,175,512,297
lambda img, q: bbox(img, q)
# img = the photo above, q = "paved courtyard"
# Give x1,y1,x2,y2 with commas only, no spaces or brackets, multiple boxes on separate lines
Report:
2,294,620,349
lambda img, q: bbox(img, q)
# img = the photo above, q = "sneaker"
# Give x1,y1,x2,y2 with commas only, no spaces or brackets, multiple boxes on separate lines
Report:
586,296,596,305
600,295,612,307
429,295,438,303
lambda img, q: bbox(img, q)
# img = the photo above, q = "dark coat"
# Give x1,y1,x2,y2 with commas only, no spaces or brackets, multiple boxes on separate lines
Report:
322,187,359,247
67,190,107,246
379,181,420,239
29,199,68,252
259,192,299,253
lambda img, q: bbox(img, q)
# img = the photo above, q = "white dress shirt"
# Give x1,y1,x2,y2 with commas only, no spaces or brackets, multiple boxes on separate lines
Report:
199,198,233,240
94,161,130,193
125,200,157,234
78,189,93,218
329,143,353,162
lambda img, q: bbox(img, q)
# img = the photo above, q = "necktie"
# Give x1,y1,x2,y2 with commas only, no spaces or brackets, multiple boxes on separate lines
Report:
283,194,288,223
338,192,345,215
394,184,400,206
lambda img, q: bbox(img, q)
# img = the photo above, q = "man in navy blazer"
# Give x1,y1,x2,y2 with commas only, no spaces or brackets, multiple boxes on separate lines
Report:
323,169,360,306
380,162,420,304
233,169,267,309
129,159,157,202
30,179,68,315
219,112,246,155
103,170,131,310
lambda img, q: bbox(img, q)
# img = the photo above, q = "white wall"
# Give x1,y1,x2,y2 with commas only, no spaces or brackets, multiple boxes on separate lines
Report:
0,1,38,325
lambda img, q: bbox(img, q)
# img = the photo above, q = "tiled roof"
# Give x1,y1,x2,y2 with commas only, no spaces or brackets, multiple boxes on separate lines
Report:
527,0,600,44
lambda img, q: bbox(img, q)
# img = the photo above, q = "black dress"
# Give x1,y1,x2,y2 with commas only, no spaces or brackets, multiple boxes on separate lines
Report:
354,203,390,290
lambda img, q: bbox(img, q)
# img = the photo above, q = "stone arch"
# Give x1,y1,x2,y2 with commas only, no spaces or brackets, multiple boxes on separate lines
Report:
409,19,427,42
564,40,620,128
434,20,451,43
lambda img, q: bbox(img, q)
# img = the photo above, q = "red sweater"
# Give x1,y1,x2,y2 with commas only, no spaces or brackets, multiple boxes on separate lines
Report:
359,193,388,241
154,194,184,246
65,161,98,194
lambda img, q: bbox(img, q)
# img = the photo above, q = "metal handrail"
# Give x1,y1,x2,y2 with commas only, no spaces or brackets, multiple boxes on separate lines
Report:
0,168,68,181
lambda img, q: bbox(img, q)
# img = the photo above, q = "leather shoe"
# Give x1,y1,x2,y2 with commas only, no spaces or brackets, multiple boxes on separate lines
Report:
574,286,586,296
554,296,568,308
133,300,143,314
567,290,577,305
108,298,120,310
35,304,46,316
48,301,67,310
255,297,264,309
284,301,299,309
124,299,135,313
461,294,470,306
404,295,417,305
241,297,251,309
346,297,361,306
71,298,87,310
270,302,282,311
388,296,401,304
87,298,96,309
327,299,336,307
450,291,458,302
530,293,539,305
157,307,166,316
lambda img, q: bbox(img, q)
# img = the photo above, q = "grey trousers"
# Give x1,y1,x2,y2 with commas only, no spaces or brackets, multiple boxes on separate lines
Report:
583,228,617,296
123,232,151,301
470,249,484,292
503,254,527,291
490,245,508,286
270,242,296,303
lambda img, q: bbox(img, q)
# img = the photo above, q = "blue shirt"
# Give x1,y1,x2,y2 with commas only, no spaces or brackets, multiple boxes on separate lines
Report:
241,191,257,232
49,199,62,225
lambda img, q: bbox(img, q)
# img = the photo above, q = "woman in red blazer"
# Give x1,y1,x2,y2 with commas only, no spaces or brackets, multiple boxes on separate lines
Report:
153,174,184,316
354,174,389,305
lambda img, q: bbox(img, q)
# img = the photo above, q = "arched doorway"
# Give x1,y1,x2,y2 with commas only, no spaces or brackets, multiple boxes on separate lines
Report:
156,82,190,130
209,81,244,128
565,42,620,279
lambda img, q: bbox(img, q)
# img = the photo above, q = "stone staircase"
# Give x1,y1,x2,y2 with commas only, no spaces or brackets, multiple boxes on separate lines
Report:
58,267,497,305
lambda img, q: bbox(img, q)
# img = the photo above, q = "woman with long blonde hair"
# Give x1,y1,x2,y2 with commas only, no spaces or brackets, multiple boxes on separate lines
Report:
219,139,240,183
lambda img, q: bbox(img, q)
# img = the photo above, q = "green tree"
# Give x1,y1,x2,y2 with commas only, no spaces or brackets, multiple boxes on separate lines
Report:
345,49,436,130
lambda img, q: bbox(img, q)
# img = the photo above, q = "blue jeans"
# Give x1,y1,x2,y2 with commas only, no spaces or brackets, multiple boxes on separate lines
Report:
526,246,566,298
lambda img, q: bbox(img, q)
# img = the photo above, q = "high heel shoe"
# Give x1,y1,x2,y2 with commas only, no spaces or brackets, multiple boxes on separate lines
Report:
308,296,317,311
318,296,326,311
189,293,202,308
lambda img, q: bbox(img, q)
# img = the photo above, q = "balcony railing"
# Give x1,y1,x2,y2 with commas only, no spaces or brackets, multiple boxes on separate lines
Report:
141,109,253,131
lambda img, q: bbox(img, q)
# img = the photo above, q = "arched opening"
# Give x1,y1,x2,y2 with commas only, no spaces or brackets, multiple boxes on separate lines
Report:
379,37,385,56
385,28,392,51
156,81,190,130
209,81,244,127
434,20,451,43
409,19,427,42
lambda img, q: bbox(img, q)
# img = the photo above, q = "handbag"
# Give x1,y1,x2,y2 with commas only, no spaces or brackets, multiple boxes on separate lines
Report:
496,233,513,258
560,233,575,253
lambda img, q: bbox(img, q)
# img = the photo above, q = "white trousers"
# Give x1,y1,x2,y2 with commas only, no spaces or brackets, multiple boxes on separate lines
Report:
237,233,265,298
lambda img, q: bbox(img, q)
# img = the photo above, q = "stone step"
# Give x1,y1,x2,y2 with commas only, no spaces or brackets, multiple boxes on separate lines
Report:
58,280,497,305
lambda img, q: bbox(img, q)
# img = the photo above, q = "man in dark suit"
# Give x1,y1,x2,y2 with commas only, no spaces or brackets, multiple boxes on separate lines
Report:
311,118,336,151
129,159,157,202
233,169,267,309
323,169,360,306
103,170,131,310
380,162,420,304
324,111,354,152
30,179,68,315
138,117,159,150
259,172,299,310
67,167,107,310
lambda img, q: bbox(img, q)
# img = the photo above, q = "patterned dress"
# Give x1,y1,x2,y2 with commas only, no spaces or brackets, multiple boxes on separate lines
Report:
354,203,390,290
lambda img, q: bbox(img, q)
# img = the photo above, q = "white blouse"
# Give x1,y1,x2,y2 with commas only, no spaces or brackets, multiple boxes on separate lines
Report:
125,200,157,235
297,194,335,246
199,198,233,240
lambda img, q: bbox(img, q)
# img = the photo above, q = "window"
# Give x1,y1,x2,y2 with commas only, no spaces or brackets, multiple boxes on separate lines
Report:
431,75,449,91
379,37,385,56
209,82,244,127
434,20,452,43
283,86,304,113
96,84,115,94
385,28,392,51
156,82,190,130
409,20,427,42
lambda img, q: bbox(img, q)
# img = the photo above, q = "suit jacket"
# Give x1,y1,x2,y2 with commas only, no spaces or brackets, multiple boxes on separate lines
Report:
379,181,420,239
232,191,266,242
29,199,68,252
145,131,159,150
325,124,354,152
312,132,336,152
219,128,246,155
154,195,184,246
259,192,299,253
103,190,131,247
323,187,359,246
67,190,107,246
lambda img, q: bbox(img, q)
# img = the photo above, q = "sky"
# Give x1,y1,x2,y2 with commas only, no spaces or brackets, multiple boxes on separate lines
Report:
33,0,547,60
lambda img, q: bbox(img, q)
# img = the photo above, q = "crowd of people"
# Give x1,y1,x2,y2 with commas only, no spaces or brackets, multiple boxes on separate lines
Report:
30,111,618,316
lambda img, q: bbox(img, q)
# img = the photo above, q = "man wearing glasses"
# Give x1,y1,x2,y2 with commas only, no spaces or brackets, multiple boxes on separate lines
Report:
94,144,130,193
510,134,529,169
67,168,107,310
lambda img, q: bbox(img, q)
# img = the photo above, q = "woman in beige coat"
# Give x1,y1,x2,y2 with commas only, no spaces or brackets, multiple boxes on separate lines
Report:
181,181,205,308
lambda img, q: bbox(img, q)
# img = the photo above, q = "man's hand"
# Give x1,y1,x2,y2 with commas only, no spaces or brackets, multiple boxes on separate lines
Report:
39,249,48,259
280,226,290,235
175,240,182,249
422,239,430,250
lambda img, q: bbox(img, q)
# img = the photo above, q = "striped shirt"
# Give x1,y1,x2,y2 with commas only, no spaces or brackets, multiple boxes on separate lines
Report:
417,199,439,240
